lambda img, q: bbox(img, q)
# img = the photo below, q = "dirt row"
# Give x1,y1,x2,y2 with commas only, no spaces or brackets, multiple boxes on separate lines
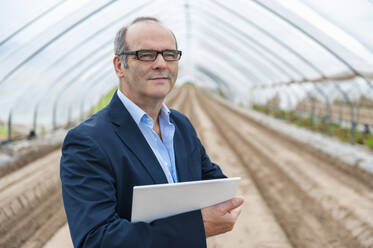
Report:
167,85,373,247
0,87,187,248
0,150,66,248
1,86,372,248
176,87,292,247
190,86,373,248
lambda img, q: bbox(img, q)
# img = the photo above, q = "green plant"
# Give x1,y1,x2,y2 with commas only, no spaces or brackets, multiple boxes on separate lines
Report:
0,126,7,135
91,87,118,114
0,126,7,143
251,104,373,151
183,82,195,86
364,136,373,148
217,88,227,99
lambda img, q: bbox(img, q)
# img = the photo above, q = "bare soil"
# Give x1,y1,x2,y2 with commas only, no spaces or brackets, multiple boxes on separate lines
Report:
1,86,372,248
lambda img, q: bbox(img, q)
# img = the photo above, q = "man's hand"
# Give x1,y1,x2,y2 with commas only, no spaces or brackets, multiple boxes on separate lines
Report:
201,197,244,237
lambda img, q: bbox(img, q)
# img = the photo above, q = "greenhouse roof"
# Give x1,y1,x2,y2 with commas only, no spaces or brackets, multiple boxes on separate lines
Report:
0,0,372,128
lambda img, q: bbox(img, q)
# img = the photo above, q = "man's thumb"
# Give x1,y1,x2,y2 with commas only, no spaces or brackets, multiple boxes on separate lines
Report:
220,197,244,213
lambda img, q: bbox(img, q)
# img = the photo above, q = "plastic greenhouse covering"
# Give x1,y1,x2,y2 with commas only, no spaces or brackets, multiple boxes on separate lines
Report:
1,0,373,136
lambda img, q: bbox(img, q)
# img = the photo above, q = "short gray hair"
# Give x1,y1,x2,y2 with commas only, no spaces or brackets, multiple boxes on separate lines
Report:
114,17,178,68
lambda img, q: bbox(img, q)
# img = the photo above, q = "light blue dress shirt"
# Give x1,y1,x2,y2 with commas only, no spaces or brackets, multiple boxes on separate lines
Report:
117,90,178,183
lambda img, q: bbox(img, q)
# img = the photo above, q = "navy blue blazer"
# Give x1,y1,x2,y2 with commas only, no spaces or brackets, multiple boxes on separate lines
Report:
60,91,225,248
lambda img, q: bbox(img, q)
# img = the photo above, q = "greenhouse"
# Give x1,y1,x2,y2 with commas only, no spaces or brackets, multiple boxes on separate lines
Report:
0,1,372,247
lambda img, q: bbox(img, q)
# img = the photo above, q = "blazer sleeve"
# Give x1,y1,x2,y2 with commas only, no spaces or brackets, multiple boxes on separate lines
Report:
60,129,206,248
196,136,227,180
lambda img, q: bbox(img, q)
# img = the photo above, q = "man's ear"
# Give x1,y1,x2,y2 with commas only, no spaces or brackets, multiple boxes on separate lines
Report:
113,55,126,78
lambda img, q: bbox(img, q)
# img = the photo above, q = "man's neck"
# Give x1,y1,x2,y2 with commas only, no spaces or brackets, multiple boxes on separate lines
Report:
137,101,163,122
119,88,164,123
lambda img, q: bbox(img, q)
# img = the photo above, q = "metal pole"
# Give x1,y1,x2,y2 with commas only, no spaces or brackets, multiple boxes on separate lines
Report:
52,99,58,130
310,95,316,130
287,84,302,122
7,111,12,142
334,83,354,143
338,98,343,125
312,83,331,135
33,103,38,136
282,86,292,121
67,105,72,128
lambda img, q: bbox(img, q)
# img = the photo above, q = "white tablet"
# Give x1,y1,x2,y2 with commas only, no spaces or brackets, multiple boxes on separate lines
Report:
131,177,241,223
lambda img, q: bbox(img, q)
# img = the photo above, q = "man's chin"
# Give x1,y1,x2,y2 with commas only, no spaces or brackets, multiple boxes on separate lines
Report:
146,88,171,100
152,83,172,93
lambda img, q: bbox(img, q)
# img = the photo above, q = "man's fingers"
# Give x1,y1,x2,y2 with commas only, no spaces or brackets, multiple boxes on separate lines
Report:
202,197,244,237
229,206,242,219
219,197,244,214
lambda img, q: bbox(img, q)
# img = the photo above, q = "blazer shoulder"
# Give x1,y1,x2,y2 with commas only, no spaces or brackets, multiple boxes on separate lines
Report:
169,109,197,135
66,106,111,140
170,109,190,124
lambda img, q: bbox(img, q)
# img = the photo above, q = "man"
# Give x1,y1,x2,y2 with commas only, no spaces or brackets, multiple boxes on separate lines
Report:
60,17,244,248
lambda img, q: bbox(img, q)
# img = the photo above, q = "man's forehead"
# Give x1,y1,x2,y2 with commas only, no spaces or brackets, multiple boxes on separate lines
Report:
126,21,175,48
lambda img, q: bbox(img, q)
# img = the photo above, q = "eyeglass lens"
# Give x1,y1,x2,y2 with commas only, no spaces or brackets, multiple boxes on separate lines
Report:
137,50,180,61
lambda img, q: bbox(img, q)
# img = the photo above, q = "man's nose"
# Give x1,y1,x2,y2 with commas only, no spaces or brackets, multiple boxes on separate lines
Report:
152,53,167,70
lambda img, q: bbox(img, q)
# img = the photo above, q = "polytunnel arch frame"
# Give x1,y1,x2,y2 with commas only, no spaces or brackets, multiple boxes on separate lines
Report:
0,0,119,84
207,0,373,142
4,0,160,135
0,0,372,144
48,11,278,127
191,6,326,115
0,1,358,93
2,0,373,87
0,0,66,47
191,7,319,115
249,0,373,141
195,3,336,96
195,1,338,131
1,0,160,117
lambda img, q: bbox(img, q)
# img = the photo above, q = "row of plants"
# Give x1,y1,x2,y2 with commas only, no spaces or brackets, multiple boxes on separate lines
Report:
55,87,373,150
0,125,29,144
252,104,373,150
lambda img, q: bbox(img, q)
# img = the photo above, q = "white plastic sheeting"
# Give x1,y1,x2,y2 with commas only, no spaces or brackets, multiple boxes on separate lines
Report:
0,0,372,130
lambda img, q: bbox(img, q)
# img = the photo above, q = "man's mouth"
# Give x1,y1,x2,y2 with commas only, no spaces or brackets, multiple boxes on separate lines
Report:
151,77,168,80
149,75,170,81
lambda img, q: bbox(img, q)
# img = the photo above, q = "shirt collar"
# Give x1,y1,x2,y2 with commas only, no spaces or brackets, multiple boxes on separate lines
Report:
117,89,172,126
159,103,172,124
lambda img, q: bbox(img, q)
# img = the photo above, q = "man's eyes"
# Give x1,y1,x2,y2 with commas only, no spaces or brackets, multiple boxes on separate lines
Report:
139,52,155,57
136,50,179,61
163,52,177,58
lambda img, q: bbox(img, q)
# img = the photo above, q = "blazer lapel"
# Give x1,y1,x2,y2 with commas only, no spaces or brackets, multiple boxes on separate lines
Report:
171,115,190,182
108,92,168,184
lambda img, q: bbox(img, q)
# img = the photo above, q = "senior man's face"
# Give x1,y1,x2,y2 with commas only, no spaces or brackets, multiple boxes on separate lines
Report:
123,21,178,101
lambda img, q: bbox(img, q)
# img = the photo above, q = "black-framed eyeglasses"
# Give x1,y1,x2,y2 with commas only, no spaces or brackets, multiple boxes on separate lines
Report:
119,49,182,61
